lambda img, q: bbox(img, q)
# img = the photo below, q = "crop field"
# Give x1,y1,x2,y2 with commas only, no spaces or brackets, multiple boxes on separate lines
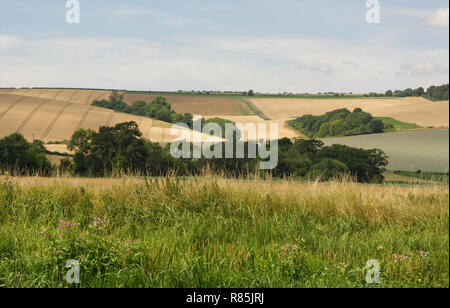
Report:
204,115,302,141
249,97,449,128
321,129,449,173
122,93,255,116
0,176,448,288
0,93,222,145
0,89,112,105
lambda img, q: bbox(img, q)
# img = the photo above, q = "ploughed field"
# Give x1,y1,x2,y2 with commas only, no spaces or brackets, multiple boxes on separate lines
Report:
122,93,254,116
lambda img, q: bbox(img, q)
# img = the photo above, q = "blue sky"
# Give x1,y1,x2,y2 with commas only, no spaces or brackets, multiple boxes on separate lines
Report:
0,0,448,93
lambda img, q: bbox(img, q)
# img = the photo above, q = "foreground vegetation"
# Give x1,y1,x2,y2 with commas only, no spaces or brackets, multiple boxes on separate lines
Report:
0,176,448,288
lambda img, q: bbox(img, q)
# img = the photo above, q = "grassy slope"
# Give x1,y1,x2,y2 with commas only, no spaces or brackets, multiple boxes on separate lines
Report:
287,116,424,138
376,117,422,132
0,176,448,288
391,170,449,183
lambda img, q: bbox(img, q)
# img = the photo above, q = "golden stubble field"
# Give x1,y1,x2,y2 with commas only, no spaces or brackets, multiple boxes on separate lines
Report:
249,97,450,128
204,115,302,141
0,88,111,105
0,90,223,149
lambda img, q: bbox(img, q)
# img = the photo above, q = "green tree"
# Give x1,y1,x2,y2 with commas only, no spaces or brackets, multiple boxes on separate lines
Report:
0,133,52,175
368,119,384,133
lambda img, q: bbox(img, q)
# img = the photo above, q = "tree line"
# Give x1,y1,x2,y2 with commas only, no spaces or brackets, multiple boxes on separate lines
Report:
0,122,388,182
288,108,387,138
375,84,448,101
92,91,194,128
44,122,389,182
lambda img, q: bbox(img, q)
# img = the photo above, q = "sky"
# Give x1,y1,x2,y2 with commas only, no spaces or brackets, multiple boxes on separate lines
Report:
0,0,448,93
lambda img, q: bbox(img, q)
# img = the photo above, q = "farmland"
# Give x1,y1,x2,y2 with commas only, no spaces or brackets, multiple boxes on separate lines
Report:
249,97,449,128
0,91,222,146
0,175,448,288
321,129,449,173
122,93,255,116
0,89,111,105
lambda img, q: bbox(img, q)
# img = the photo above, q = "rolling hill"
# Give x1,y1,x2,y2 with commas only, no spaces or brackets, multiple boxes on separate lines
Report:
249,97,449,128
0,90,223,151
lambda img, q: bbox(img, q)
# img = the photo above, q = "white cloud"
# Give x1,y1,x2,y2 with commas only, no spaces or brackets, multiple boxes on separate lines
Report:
428,8,449,27
0,35,448,93
386,7,449,28
0,35,21,50
111,6,189,27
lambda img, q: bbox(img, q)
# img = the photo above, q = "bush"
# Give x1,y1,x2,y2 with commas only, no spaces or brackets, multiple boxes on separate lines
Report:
92,91,193,128
288,108,385,138
0,133,52,175
308,158,349,180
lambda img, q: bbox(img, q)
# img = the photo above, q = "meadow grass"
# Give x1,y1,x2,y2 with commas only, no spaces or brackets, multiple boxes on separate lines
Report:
376,117,423,132
0,175,448,288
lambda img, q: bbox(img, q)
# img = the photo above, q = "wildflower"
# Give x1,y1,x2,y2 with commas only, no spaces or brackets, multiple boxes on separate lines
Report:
40,227,48,235
93,217,108,230
377,245,383,250
278,244,300,259
419,251,429,259
57,220,80,230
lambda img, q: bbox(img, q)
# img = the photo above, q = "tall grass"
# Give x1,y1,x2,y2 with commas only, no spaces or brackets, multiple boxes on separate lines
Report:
0,175,448,288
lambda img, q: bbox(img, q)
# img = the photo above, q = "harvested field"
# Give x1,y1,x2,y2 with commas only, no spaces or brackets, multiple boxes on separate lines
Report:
0,93,223,144
204,115,302,141
45,144,73,155
321,129,449,173
123,94,254,116
250,97,449,128
1,89,111,105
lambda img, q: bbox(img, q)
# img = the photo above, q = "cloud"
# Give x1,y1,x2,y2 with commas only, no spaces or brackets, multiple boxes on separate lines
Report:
398,62,449,76
111,6,189,27
386,7,449,27
0,35,21,50
0,34,448,93
428,8,449,27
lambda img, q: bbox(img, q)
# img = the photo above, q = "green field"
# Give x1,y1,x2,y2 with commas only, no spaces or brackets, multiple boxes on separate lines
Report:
376,117,422,132
0,176,448,288
392,170,449,183
321,129,449,173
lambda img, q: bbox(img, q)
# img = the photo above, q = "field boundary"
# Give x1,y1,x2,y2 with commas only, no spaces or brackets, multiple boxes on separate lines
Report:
238,97,271,120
